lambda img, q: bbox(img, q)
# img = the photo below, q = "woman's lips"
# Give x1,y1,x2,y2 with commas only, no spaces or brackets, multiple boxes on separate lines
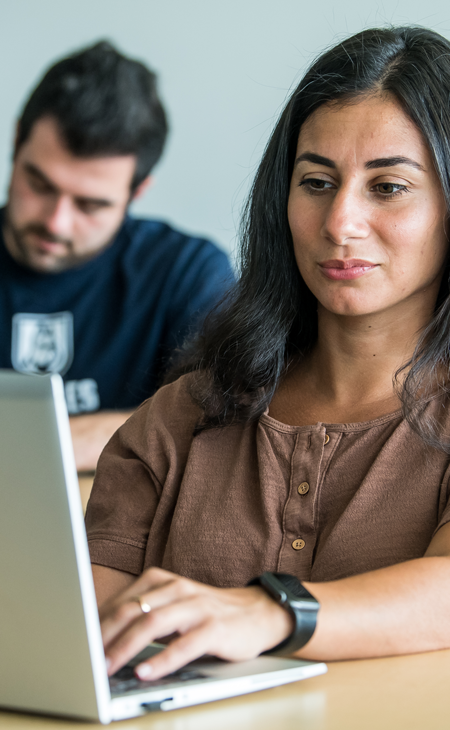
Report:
319,259,378,281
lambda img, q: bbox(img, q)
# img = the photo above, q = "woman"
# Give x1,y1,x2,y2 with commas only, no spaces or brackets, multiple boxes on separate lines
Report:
86,25,450,681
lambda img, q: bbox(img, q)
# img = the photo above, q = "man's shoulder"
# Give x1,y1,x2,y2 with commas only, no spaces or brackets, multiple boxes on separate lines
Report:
121,215,230,267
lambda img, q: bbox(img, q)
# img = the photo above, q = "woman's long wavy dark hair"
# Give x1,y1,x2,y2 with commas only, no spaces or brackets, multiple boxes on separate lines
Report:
168,26,450,451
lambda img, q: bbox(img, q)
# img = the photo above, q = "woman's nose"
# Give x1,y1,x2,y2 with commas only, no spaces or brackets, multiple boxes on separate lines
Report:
320,185,370,245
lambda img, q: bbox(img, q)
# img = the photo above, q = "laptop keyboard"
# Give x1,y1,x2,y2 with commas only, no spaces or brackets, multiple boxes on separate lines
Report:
109,664,208,695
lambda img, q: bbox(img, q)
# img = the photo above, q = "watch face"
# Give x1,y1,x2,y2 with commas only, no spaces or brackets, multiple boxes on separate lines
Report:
274,574,319,604
256,572,320,608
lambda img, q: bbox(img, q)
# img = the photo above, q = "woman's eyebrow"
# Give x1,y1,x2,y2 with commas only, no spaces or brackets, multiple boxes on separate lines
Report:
295,152,335,168
365,156,425,170
294,152,425,172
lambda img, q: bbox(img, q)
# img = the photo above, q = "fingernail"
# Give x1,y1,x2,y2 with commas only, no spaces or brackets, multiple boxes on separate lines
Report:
105,657,112,673
136,663,152,679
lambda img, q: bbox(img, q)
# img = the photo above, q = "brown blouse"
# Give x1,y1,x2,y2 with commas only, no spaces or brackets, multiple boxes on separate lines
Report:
85,373,450,586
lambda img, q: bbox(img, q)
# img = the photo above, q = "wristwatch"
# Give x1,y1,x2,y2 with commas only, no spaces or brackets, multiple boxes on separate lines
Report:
247,572,320,656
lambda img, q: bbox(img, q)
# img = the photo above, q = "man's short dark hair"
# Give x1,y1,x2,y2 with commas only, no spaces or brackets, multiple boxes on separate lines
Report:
16,40,168,190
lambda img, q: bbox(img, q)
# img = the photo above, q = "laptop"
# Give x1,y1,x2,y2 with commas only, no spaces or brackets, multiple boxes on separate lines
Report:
0,370,327,723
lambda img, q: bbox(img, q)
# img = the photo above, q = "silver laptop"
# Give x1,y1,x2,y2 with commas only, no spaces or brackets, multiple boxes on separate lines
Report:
0,370,327,723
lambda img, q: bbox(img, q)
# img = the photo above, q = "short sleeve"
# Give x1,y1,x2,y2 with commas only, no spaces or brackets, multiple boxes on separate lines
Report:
433,460,450,537
85,374,202,575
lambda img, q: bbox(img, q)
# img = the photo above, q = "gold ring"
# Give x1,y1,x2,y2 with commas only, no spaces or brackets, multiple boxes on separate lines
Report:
131,595,151,614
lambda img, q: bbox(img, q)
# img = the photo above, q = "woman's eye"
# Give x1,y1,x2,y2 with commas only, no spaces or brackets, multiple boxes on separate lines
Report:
299,178,333,192
373,182,408,197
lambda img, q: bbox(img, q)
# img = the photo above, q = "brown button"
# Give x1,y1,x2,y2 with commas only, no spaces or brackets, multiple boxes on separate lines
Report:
297,482,310,495
292,538,306,550
324,434,330,445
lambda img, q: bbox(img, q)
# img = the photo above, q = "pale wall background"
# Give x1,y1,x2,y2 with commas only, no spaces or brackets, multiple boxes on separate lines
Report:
1,0,450,260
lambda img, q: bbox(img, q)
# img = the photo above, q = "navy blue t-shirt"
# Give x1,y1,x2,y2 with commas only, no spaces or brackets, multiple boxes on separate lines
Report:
0,211,233,414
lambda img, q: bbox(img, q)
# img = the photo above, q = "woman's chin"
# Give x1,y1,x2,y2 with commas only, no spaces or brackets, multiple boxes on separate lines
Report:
317,296,388,318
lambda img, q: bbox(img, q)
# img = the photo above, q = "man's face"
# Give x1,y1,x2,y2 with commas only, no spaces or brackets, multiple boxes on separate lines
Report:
4,116,137,273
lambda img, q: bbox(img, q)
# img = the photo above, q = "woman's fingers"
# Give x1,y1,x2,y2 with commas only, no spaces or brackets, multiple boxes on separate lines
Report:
102,582,293,679
104,594,212,675
135,624,222,680
101,597,144,651
100,569,200,647
99,567,181,619
133,588,293,680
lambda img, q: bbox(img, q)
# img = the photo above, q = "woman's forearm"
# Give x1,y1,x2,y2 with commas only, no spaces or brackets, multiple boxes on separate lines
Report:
299,556,450,661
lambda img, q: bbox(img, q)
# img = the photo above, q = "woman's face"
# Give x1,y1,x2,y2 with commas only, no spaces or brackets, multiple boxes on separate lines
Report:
288,94,448,320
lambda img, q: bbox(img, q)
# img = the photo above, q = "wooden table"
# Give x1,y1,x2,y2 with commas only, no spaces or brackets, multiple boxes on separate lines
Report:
0,648,449,729
2,475,446,728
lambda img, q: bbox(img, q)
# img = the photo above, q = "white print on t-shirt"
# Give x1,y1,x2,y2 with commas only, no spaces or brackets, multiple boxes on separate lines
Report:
65,379,100,415
11,311,74,376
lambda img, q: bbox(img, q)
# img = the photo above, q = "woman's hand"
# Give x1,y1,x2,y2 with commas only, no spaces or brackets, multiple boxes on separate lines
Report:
99,567,293,680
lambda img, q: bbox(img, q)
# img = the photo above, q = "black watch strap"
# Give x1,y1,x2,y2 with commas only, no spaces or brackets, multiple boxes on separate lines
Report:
247,572,319,656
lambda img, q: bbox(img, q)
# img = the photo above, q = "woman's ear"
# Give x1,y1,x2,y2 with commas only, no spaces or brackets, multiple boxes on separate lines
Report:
131,175,153,201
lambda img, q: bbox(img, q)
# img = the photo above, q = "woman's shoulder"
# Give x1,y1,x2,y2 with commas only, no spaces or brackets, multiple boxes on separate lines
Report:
143,371,202,413
127,372,203,445
94,373,204,498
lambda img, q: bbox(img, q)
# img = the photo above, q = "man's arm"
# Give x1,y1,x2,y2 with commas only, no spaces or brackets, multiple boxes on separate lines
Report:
70,411,134,472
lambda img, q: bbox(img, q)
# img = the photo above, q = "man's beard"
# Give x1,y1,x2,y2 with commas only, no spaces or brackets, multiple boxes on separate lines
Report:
3,206,113,273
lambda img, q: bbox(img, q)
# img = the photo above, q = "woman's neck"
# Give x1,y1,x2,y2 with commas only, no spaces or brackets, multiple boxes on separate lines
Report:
269,298,433,427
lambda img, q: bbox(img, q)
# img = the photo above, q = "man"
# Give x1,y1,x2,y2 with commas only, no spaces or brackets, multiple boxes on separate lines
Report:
0,41,233,471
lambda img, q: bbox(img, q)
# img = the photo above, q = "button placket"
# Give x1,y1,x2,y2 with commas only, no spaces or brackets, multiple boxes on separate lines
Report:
315,428,341,492
277,429,325,577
